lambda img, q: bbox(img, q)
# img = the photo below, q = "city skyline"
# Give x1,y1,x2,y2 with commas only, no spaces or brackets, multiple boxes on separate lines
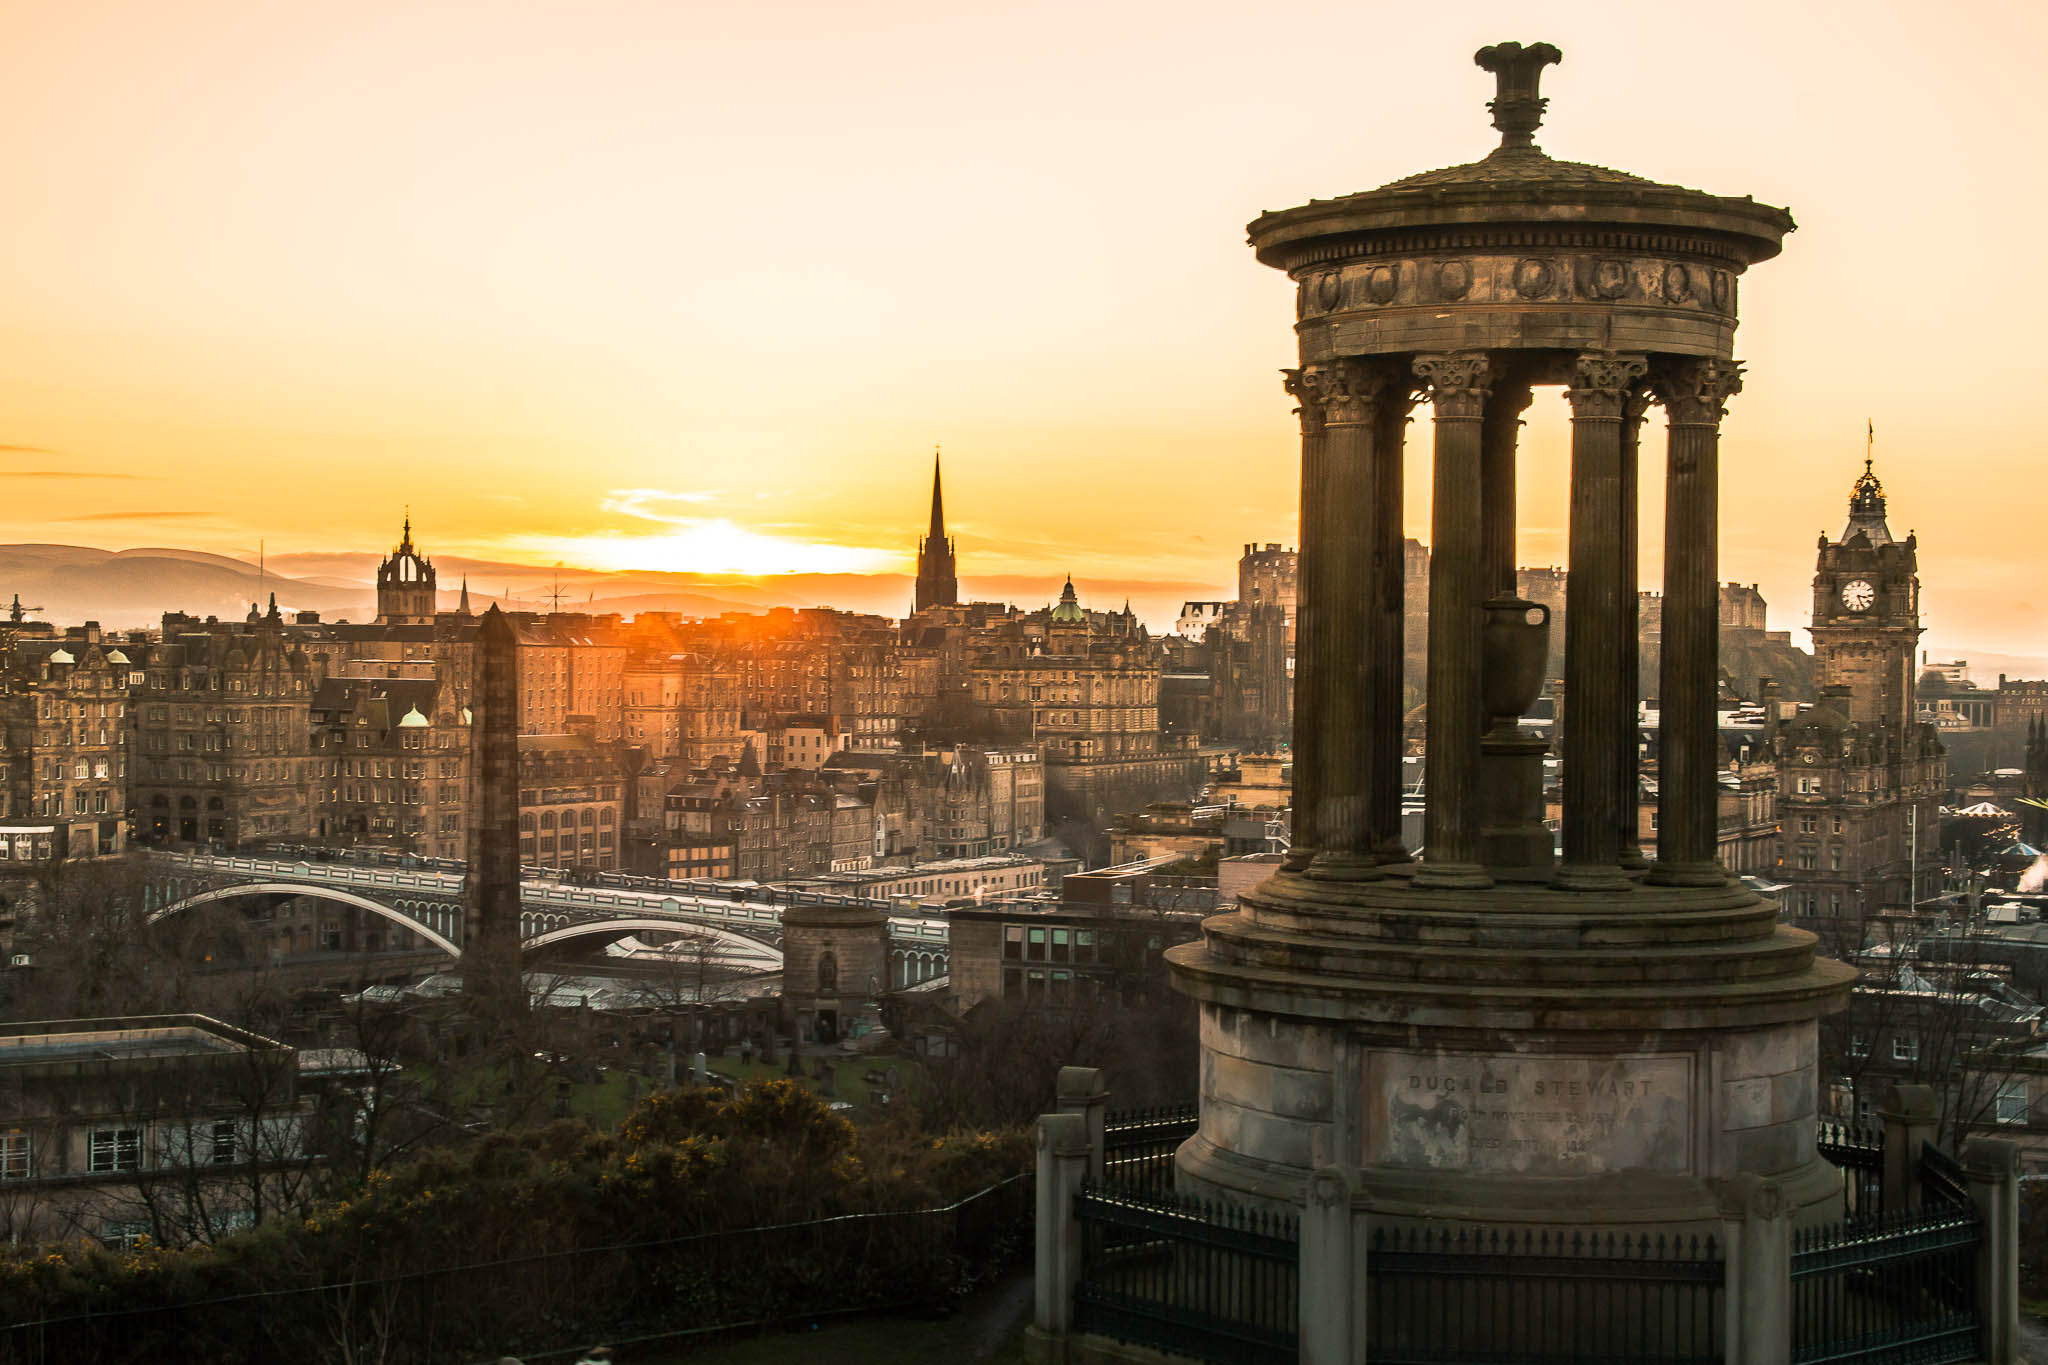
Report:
4,1,2042,655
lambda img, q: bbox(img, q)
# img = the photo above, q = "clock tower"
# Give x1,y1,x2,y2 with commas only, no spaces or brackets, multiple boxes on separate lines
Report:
1809,458,1921,733
1774,456,1944,933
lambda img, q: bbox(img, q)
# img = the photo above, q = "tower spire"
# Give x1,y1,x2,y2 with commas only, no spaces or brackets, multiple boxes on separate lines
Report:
913,445,959,612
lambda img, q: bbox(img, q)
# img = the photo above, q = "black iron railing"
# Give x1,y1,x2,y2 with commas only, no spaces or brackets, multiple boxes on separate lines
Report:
1790,1201,1979,1364
1072,1179,1297,1365
1102,1104,1198,1195
1366,1224,1724,1365
1815,1116,1884,1219
1919,1140,1969,1207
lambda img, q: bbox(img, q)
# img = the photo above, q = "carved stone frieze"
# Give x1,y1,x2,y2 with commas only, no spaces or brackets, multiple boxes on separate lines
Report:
1413,352,1496,420
1290,254,1737,320
1563,353,1649,420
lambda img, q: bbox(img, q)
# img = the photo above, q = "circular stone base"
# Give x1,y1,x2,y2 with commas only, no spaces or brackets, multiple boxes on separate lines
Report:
1165,868,1855,1233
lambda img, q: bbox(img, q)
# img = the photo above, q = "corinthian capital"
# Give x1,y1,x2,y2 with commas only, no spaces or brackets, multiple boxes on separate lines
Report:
1413,351,1495,420
1301,357,1392,427
1563,351,1650,420
1281,368,1324,437
1654,357,1744,427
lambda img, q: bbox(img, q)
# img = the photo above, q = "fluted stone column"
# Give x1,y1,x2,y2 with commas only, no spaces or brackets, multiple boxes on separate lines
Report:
1370,388,1413,863
1481,376,1535,599
1652,357,1743,885
1291,360,1394,878
1280,369,1326,873
1414,351,1495,889
1618,386,1651,869
1558,353,1647,891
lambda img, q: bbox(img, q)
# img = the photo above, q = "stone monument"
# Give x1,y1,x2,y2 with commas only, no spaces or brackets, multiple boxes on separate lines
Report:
1167,42,1855,1234
780,902,888,1045
463,605,525,1012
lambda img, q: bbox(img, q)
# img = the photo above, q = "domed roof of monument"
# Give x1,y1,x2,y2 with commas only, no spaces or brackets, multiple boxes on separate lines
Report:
1248,41,1794,270
1373,148,1655,192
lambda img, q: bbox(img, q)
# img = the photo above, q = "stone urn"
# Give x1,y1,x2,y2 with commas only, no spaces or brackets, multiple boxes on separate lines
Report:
1481,597,1549,727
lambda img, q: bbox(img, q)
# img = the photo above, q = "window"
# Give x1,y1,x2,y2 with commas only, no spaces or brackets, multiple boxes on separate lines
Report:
1848,1034,1869,1058
89,1127,143,1174
0,1132,27,1180
101,1220,151,1251
209,1120,236,1165
1997,1084,2029,1126
1891,1035,1920,1063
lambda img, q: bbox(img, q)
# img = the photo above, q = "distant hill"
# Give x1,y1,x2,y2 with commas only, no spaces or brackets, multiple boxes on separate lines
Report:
0,544,364,629
0,543,1225,632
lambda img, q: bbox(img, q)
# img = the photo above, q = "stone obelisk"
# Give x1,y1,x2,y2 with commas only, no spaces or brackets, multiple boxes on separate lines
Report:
463,604,524,1011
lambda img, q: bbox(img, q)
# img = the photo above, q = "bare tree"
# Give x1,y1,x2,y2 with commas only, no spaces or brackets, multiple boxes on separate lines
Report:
1817,910,2044,1146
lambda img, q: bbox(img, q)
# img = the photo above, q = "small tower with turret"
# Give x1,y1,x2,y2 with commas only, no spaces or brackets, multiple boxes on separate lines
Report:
376,514,438,625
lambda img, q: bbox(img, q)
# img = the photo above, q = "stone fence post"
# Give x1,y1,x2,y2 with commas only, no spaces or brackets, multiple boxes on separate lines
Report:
1032,1112,1092,1351
1299,1167,1362,1365
1056,1065,1109,1183
1879,1083,1938,1212
1965,1137,2021,1365
1717,1173,1790,1365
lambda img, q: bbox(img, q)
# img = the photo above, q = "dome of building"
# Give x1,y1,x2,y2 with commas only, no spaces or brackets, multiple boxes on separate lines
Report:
1049,576,1086,625
398,705,430,728
47,648,73,665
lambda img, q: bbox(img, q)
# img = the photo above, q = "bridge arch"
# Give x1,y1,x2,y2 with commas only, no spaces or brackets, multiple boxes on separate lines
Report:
147,883,462,957
521,918,782,970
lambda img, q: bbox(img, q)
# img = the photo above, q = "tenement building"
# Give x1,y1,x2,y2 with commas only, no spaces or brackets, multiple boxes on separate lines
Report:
0,623,130,866
516,726,626,871
132,612,315,847
308,675,470,860
967,578,1200,818
1771,459,1945,934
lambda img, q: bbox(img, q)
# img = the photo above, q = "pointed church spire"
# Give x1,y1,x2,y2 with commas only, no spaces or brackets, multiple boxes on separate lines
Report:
913,445,959,612
458,576,472,615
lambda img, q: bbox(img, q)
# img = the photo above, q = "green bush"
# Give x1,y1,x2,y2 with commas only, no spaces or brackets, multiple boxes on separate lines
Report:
0,1079,1033,1365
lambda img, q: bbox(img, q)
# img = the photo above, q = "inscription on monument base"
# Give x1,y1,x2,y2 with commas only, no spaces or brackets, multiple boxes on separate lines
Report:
1363,1050,1693,1176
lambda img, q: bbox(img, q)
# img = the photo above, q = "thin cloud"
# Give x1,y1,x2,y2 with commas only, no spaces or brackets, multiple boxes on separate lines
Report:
602,488,726,526
60,510,203,522
0,470,145,480
0,445,57,455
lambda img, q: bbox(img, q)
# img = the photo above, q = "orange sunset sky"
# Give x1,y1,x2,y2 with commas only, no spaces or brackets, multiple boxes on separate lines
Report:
3,1,2042,659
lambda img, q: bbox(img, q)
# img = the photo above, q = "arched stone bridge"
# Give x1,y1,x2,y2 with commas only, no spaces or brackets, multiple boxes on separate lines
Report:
144,851,952,988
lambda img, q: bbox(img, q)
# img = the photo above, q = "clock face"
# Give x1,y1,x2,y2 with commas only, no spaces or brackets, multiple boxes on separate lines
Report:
1841,579,1876,612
